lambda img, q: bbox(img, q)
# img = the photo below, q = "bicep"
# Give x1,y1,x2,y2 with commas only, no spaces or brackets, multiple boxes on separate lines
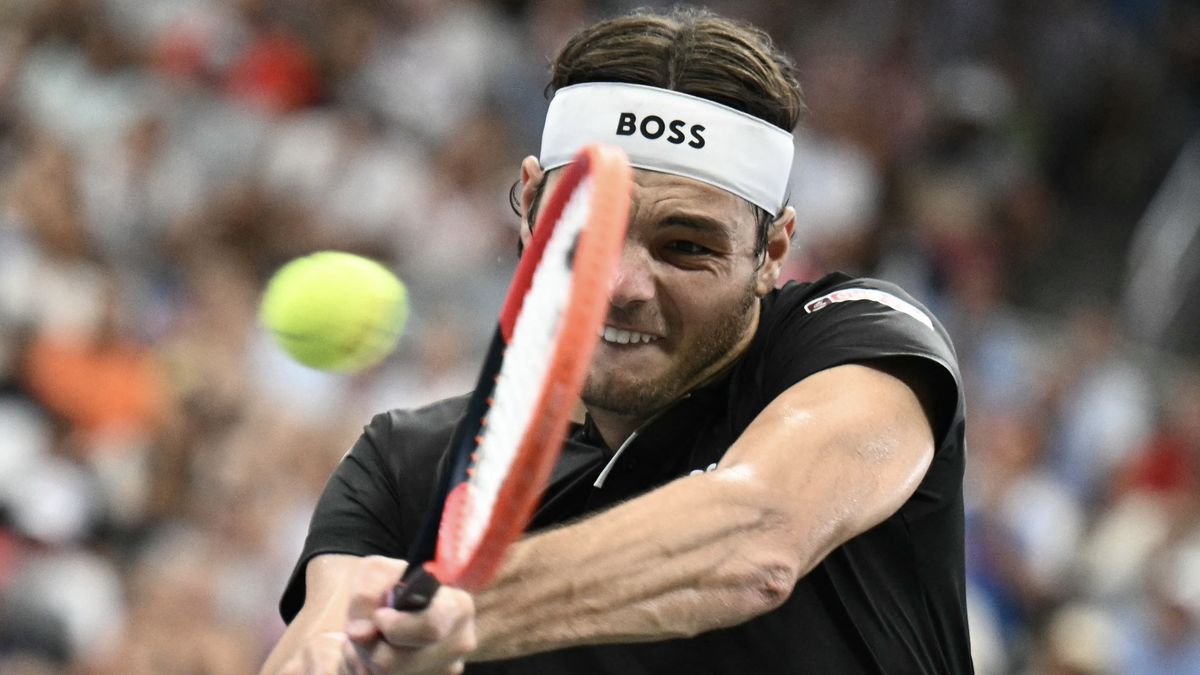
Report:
717,363,935,569
260,554,360,675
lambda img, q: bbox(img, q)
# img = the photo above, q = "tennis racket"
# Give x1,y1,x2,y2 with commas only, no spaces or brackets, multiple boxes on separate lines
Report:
390,144,632,610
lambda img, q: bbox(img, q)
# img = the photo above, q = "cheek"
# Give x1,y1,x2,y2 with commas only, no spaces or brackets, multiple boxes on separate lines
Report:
663,269,756,333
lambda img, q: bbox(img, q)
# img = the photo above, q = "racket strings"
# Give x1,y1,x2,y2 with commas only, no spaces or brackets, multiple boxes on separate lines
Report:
448,177,596,565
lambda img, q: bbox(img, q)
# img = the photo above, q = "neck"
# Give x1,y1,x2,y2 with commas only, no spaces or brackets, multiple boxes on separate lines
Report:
588,409,646,452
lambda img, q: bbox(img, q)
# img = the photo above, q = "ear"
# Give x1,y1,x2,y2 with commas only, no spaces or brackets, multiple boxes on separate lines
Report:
754,206,795,296
518,155,545,248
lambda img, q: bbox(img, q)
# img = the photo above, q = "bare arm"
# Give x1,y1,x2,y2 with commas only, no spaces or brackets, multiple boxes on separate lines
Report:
471,362,937,660
260,554,361,675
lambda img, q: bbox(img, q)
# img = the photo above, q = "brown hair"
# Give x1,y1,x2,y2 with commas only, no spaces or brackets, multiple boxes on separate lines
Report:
548,6,804,132
517,7,801,257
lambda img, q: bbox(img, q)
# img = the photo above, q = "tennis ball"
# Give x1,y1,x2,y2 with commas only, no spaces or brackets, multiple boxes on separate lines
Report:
260,251,408,372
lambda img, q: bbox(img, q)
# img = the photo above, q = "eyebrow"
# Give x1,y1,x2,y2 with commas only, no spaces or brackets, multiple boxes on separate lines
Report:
657,213,733,239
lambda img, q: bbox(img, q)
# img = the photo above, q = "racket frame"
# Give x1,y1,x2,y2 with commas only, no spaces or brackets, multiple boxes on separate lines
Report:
393,144,630,606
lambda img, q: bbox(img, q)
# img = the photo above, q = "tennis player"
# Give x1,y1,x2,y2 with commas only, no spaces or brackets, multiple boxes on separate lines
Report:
263,7,973,675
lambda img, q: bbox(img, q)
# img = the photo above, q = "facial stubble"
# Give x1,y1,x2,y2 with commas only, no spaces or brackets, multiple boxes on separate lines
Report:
582,279,760,418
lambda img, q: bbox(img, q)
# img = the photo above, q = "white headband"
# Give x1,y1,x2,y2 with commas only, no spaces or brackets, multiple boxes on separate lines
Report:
540,82,794,215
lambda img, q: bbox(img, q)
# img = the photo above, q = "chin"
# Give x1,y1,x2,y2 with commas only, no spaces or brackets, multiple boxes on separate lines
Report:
582,371,678,418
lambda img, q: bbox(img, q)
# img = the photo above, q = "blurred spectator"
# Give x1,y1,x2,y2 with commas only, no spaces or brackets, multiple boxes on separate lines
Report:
1027,604,1120,675
224,24,320,114
967,409,1084,659
1116,543,1200,675
1116,368,1200,502
1046,309,1155,504
21,274,166,443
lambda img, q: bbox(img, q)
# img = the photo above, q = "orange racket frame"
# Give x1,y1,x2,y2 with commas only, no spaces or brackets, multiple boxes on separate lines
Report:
392,144,631,608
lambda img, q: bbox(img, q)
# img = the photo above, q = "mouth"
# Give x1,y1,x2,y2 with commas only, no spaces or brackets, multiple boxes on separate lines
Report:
597,325,662,346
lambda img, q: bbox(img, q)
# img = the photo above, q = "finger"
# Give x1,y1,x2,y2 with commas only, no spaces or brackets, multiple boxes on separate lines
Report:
370,592,476,675
361,638,413,674
361,636,473,675
349,590,476,675
373,586,475,649
345,556,408,642
296,632,355,675
278,657,300,675
341,639,375,675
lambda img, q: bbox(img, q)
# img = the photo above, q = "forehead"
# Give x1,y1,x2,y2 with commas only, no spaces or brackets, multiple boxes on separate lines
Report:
543,166,757,236
629,169,745,215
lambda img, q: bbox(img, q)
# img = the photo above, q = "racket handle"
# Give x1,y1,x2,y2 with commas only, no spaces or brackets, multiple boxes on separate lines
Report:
390,565,442,611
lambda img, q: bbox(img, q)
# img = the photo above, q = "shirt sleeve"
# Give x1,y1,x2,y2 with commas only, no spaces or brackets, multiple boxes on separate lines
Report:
278,397,465,623
755,277,962,445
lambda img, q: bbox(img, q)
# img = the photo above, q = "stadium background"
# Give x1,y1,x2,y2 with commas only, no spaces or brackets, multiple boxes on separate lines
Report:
1,0,1198,672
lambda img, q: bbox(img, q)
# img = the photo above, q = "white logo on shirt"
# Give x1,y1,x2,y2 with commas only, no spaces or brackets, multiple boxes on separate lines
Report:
804,287,934,330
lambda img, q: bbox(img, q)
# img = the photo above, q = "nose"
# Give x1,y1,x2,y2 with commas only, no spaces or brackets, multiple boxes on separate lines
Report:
608,243,655,309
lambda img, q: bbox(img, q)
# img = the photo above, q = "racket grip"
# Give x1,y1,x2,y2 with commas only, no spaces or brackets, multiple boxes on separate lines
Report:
390,565,442,611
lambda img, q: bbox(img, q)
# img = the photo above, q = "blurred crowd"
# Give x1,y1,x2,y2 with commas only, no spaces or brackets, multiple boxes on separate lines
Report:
0,0,1197,673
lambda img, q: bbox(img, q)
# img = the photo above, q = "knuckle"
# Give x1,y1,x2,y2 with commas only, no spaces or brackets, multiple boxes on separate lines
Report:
348,559,403,605
434,588,474,627
341,641,362,668
454,622,478,655
455,590,476,618
363,642,393,673
358,555,400,578
454,632,477,656
418,617,451,642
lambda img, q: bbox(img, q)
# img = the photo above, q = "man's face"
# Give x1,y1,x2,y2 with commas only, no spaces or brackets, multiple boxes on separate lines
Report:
532,167,777,419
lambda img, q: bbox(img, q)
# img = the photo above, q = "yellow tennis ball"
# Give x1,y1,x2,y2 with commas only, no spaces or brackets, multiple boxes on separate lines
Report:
260,251,408,372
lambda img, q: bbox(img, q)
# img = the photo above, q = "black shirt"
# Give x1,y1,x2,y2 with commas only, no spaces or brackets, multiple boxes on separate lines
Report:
281,274,973,674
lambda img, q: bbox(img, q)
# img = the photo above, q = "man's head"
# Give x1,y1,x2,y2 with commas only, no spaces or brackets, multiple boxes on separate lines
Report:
519,7,802,425
547,8,802,128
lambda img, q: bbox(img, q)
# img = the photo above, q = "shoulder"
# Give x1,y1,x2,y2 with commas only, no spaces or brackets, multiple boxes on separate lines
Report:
336,393,474,511
279,393,473,623
764,274,940,334
758,274,955,363
739,274,963,443
360,393,472,471
371,394,472,444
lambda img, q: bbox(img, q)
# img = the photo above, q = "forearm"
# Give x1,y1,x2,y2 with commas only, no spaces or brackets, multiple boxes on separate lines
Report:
471,468,812,661
260,555,360,675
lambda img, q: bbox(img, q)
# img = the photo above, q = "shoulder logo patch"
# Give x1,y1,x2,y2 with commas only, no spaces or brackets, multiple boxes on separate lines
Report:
804,288,934,330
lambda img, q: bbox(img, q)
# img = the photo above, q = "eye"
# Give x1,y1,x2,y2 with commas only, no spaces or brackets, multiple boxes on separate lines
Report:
667,240,713,255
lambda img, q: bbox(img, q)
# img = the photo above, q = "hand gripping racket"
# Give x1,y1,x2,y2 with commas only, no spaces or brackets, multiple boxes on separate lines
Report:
390,144,631,610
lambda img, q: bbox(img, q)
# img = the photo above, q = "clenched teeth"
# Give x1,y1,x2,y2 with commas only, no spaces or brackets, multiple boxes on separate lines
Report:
598,326,659,345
